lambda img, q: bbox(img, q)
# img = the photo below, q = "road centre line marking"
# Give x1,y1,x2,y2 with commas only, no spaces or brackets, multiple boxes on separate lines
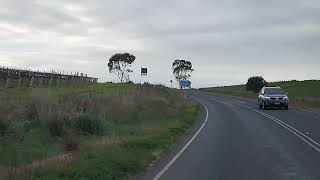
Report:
234,100,246,104
212,96,320,116
254,110,320,148
153,100,209,180
210,96,320,153
254,110,320,152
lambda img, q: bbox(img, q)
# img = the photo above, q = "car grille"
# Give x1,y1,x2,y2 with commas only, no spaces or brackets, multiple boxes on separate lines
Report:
269,97,284,100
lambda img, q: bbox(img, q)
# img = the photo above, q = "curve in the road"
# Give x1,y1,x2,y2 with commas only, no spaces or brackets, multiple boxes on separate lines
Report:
211,96,320,153
147,91,320,180
153,101,209,180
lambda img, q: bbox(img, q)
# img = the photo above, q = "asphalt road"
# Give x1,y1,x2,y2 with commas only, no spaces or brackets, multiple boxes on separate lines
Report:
140,91,320,180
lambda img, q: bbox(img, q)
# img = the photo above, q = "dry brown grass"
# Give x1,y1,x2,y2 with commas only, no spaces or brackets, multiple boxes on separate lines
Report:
0,84,195,179
0,154,74,180
289,97,320,109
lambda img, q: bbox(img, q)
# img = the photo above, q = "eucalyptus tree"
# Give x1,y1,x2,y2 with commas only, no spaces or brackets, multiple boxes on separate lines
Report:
107,53,135,83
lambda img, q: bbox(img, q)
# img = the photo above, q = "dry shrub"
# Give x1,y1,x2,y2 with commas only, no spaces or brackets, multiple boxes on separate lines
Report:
106,86,189,116
31,89,53,125
63,137,79,151
290,97,320,108
106,94,139,113
71,113,103,135
0,101,26,139
24,86,188,138
0,118,9,137
47,120,64,137
30,153,74,169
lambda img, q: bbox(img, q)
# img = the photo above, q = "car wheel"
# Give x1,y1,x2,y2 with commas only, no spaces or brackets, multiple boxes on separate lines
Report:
285,105,289,110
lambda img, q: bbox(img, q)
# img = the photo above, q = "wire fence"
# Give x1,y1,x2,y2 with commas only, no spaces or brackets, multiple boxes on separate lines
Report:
0,67,98,88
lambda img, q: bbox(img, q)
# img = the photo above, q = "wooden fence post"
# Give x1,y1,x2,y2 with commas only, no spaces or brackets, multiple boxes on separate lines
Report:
5,77,10,88
29,77,35,87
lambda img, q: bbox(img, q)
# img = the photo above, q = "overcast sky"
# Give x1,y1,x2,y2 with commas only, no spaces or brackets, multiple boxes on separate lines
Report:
0,0,319,88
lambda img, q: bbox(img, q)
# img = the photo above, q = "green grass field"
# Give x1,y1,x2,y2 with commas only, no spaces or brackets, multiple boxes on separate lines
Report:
200,80,320,108
0,83,200,179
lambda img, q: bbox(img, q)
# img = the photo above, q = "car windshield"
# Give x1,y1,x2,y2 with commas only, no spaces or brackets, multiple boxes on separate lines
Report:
264,88,284,95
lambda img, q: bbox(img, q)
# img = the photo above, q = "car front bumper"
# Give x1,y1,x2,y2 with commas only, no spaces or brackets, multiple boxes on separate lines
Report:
265,99,288,107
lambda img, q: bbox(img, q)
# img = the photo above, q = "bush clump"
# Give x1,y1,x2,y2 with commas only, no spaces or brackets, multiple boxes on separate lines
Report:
246,76,268,93
72,113,104,135
0,118,9,137
63,135,79,151
47,120,65,137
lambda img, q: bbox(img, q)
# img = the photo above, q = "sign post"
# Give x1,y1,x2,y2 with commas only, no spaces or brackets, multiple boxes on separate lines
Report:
179,80,191,100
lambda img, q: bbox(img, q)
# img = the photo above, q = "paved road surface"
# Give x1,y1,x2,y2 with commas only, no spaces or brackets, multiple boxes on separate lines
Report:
141,91,320,180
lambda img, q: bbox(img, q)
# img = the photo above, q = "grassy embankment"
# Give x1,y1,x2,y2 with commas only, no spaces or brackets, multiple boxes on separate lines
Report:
0,83,200,179
200,80,320,109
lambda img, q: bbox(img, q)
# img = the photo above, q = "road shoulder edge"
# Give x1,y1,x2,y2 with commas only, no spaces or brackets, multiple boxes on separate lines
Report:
131,97,207,180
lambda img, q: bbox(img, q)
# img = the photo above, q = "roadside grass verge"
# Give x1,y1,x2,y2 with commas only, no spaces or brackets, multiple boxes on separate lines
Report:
0,83,200,179
199,80,320,109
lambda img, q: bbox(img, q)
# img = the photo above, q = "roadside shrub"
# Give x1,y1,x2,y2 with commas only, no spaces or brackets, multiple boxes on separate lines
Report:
47,120,64,137
26,101,39,121
72,113,104,135
246,76,268,93
0,118,9,137
63,136,79,151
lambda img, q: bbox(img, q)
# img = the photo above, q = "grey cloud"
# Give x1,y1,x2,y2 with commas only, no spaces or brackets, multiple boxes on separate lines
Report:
0,0,319,87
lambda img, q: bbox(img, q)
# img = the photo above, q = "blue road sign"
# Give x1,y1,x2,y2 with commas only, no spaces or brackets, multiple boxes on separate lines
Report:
180,80,191,88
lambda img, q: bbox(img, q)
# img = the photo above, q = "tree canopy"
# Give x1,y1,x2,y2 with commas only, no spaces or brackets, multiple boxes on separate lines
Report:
172,59,194,83
107,53,135,83
246,76,268,93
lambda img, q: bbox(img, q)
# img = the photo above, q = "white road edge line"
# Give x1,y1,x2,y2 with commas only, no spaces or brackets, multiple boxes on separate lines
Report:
153,102,209,180
211,96,320,153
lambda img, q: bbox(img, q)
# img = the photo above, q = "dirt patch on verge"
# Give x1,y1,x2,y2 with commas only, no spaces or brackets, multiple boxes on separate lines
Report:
0,153,74,179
